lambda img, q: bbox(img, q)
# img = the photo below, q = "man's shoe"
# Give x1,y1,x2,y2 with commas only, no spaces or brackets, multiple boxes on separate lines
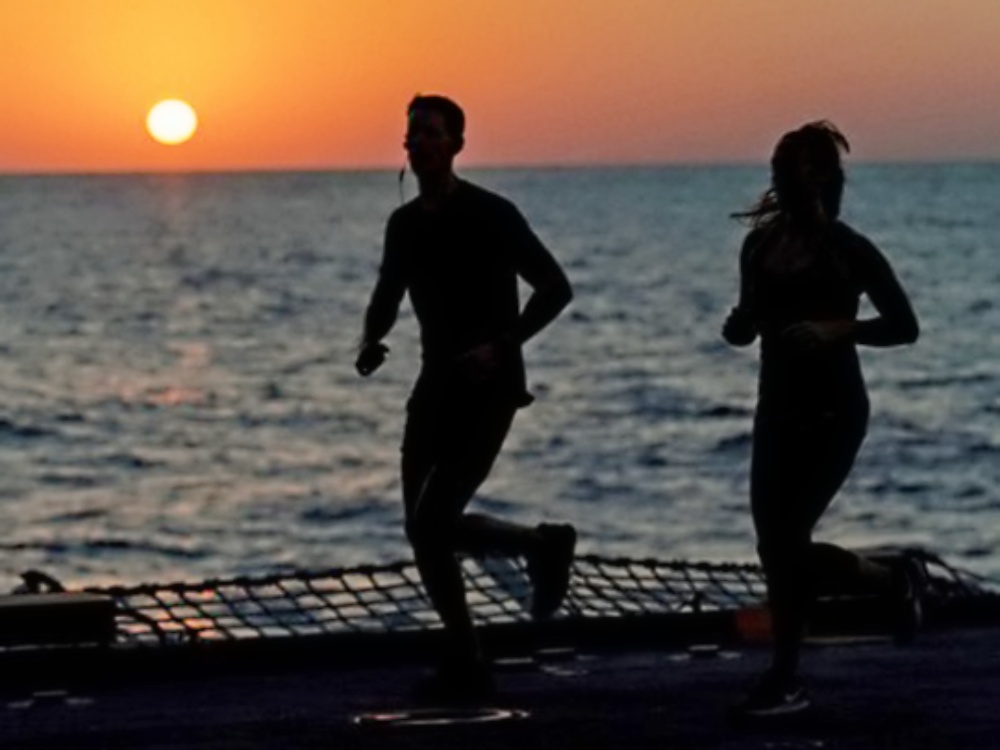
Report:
526,523,577,619
411,659,496,706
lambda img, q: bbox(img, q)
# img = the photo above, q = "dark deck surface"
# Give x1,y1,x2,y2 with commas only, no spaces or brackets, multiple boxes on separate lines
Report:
1,623,998,749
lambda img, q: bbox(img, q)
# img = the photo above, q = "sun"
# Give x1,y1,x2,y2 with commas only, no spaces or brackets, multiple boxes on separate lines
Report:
146,99,198,146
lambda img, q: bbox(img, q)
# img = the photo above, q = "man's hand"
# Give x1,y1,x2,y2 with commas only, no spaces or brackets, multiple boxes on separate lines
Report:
356,341,389,377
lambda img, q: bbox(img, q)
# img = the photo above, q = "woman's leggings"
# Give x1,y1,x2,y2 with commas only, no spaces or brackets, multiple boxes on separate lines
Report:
750,401,869,674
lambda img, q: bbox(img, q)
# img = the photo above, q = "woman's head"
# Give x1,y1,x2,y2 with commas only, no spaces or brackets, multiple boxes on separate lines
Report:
771,121,850,222
738,121,850,227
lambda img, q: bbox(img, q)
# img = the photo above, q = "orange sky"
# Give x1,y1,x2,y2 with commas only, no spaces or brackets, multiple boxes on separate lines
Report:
1,0,998,172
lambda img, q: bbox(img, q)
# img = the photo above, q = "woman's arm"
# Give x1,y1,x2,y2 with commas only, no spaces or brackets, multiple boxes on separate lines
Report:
722,230,762,346
781,230,919,350
849,234,919,347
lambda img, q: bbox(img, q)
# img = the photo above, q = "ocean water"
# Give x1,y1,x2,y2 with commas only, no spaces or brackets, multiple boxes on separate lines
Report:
0,165,997,591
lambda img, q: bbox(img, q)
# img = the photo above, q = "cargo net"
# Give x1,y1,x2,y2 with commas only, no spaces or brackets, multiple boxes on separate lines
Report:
79,549,996,649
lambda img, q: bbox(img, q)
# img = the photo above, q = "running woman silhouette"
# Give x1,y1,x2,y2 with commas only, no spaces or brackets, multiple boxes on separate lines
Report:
723,122,920,716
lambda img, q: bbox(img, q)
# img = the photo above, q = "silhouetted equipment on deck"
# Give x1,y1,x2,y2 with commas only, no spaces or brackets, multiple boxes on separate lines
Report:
0,592,115,647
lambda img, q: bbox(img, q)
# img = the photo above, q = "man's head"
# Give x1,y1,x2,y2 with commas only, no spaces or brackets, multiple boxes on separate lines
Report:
404,95,465,178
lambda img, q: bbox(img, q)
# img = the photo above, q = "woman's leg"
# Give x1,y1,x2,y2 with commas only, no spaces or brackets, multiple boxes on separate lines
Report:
751,407,868,683
751,416,809,682
807,543,891,598
798,406,895,599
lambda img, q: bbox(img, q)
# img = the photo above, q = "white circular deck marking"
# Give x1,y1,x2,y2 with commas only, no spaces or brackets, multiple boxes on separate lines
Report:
352,706,529,729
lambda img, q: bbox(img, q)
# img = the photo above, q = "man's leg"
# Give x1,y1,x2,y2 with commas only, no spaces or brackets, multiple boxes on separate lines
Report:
407,465,485,667
449,400,577,619
401,396,519,680
405,395,575,674
450,400,539,554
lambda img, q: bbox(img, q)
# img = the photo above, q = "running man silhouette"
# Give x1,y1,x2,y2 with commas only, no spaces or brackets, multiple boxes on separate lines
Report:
357,95,576,702
723,122,920,716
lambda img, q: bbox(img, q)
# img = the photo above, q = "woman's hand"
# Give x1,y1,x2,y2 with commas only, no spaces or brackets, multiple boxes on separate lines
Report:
722,307,757,346
780,320,854,351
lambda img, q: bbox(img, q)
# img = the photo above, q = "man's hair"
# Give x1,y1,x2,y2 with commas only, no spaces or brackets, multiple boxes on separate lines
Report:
407,94,465,142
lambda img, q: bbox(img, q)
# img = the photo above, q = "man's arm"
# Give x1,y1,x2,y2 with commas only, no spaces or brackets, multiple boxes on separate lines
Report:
508,213,573,345
356,220,407,377
456,208,570,378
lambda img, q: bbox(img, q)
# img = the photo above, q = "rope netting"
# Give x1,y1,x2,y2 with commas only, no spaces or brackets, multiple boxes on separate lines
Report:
77,549,997,649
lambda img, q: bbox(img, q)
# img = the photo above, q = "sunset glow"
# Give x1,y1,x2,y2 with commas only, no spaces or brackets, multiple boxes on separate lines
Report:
1,1,999,172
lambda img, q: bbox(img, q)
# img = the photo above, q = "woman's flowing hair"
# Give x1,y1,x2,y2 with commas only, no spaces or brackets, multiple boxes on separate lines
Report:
735,121,850,228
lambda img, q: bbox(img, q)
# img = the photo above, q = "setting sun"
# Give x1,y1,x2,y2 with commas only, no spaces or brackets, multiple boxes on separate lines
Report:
146,100,198,146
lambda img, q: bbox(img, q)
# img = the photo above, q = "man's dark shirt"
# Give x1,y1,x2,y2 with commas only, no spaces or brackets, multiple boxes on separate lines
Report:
378,179,562,405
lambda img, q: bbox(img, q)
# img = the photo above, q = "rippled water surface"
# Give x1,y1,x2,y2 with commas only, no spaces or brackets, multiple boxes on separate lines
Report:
0,166,996,589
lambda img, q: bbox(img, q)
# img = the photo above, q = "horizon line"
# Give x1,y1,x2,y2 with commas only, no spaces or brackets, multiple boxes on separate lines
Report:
2,157,999,179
